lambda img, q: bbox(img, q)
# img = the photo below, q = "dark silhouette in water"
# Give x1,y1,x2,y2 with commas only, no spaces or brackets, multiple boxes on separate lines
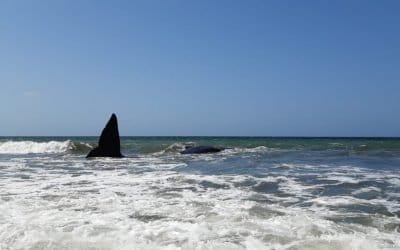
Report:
181,145,223,154
87,113,123,158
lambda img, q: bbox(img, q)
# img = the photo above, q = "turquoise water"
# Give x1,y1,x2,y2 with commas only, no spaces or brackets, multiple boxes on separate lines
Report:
0,137,399,249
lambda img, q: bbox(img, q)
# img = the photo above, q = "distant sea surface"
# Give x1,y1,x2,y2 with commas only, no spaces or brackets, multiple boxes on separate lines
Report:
0,137,399,249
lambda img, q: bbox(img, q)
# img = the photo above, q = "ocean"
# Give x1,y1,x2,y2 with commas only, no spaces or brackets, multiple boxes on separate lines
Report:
0,137,399,249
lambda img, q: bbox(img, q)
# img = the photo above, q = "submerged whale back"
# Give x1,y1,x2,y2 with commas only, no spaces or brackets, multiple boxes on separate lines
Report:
87,113,123,158
181,145,223,154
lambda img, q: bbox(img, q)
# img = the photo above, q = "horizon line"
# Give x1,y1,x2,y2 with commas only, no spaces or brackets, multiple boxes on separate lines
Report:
1,135,400,139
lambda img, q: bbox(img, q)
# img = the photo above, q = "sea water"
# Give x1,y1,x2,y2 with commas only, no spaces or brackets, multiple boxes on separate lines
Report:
0,137,399,249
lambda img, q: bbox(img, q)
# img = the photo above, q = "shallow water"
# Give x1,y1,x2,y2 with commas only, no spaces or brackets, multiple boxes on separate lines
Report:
0,137,399,249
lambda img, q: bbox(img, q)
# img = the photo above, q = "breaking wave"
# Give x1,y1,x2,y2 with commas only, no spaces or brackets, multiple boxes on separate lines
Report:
0,140,93,154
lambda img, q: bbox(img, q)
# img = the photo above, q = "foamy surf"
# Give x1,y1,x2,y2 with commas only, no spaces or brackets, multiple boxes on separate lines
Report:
1,158,399,249
0,137,400,249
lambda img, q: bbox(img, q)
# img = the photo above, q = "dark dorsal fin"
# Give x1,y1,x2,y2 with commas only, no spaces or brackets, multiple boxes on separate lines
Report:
87,113,123,158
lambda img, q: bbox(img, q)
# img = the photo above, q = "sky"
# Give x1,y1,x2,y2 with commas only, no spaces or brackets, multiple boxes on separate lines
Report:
1,0,399,136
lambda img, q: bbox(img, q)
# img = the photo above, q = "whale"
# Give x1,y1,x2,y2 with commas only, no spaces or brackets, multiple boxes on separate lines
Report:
180,145,223,154
86,113,124,158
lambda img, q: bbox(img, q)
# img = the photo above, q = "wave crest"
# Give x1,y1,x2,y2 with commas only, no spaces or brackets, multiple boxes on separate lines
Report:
0,140,93,154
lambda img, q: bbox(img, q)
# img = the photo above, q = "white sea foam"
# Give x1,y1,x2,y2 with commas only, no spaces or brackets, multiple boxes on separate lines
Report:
223,146,269,155
0,140,72,154
321,175,360,184
310,196,367,206
352,186,382,195
0,154,399,249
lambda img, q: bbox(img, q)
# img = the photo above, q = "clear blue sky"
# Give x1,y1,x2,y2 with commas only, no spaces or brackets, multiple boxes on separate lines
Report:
1,1,399,136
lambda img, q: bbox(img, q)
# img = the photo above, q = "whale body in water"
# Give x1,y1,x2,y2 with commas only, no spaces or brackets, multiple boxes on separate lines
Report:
180,145,223,154
87,113,124,158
